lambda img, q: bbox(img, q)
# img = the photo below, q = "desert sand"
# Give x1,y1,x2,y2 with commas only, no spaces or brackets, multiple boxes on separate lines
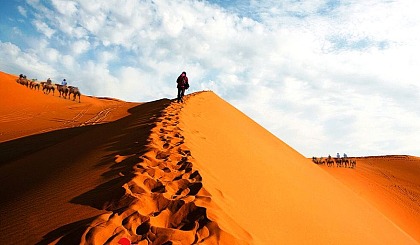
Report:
0,71,418,244
318,155,420,243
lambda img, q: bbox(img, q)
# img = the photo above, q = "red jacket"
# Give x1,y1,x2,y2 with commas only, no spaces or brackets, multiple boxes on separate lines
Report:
177,75,188,89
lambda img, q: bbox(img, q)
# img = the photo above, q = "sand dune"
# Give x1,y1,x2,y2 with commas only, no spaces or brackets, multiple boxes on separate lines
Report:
0,72,137,143
0,71,418,244
318,155,420,243
0,71,141,244
180,92,417,244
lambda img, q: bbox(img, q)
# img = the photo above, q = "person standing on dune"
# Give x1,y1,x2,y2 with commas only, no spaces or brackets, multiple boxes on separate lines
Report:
176,71,189,103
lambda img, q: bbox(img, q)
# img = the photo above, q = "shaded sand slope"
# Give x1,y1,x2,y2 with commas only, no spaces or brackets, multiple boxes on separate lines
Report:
0,99,172,244
180,91,417,244
319,155,420,243
0,71,171,243
0,71,136,143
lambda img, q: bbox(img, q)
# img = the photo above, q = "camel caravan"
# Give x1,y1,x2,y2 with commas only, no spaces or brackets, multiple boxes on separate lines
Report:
16,74,40,90
312,154,357,168
16,74,81,102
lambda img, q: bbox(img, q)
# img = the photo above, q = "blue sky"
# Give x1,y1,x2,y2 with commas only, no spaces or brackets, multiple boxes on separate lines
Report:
1,0,419,157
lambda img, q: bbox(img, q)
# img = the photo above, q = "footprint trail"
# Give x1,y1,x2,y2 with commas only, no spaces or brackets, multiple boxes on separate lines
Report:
75,95,236,245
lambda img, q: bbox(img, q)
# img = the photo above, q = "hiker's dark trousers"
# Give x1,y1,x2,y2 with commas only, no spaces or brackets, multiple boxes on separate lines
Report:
177,88,185,102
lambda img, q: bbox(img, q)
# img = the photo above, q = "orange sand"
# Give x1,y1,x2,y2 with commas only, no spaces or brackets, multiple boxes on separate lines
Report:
0,72,137,143
179,92,417,244
0,71,418,244
0,71,140,244
318,156,420,243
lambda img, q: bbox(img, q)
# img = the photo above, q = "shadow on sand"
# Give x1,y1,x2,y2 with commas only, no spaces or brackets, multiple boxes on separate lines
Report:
0,98,171,244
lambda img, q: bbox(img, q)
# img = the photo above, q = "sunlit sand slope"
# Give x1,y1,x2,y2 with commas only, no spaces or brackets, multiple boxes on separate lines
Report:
180,91,417,244
319,155,420,243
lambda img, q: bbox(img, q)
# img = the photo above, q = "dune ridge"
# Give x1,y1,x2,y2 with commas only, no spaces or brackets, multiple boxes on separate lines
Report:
49,94,247,244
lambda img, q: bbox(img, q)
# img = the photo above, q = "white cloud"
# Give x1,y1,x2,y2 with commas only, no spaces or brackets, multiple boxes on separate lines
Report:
72,39,90,55
44,48,60,63
98,51,117,64
51,0,78,16
0,41,56,79
60,54,77,70
32,20,55,38
17,6,27,17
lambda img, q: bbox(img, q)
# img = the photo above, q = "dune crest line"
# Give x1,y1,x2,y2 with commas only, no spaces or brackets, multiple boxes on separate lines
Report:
66,93,246,245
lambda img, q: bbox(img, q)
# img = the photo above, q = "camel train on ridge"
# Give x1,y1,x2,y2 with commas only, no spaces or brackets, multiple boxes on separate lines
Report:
312,155,357,168
16,74,81,103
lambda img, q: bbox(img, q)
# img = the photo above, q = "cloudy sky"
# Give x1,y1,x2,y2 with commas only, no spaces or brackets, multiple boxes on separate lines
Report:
1,0,419,157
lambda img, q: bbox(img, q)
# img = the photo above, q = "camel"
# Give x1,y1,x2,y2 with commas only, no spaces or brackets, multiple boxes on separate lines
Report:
312,157,325,165
43,83,55,95
342,158,350,168
326,156,334,167
335,158,343,167
350,159,357,168
29,81,40,91
55,84,69,98
68,86,81,103
17,77,29,87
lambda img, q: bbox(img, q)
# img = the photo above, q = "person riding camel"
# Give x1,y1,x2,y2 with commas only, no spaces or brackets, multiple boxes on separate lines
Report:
176,71,189,103
61,79,67,86
47,78,52,85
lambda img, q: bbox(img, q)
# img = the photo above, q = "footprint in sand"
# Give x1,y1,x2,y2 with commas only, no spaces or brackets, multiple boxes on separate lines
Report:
74,98,221,245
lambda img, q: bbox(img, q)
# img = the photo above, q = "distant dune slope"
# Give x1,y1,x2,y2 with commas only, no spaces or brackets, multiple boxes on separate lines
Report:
0,71,137,143
318,155,420,243
180,91,417,244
